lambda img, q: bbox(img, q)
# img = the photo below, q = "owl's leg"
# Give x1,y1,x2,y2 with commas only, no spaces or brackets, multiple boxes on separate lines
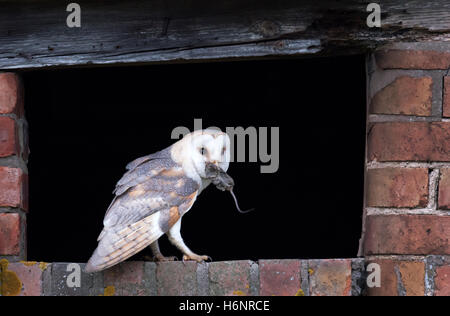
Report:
145,240,177,262
167,219,210,262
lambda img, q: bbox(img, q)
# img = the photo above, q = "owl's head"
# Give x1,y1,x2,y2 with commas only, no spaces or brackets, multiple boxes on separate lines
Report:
171,129,231,180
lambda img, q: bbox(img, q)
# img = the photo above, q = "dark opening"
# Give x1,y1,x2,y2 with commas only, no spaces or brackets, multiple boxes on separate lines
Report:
23,55,366,263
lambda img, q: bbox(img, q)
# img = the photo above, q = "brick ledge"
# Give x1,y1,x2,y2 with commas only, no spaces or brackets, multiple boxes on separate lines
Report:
0,258,364,296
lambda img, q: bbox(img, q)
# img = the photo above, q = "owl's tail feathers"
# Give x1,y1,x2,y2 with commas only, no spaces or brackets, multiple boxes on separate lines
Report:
84,213,164,273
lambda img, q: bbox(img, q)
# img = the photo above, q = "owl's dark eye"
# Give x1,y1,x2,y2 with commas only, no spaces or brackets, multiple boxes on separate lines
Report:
199,147,206,155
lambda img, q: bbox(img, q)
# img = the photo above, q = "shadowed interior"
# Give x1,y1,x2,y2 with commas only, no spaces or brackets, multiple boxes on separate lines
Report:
23,55,366,263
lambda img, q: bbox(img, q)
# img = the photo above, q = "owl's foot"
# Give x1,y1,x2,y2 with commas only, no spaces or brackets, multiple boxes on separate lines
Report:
182,254,212,263
156,254,178,262
144,254,178,262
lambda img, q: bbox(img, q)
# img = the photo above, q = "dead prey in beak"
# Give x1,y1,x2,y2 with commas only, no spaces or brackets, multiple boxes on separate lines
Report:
205,162,254,214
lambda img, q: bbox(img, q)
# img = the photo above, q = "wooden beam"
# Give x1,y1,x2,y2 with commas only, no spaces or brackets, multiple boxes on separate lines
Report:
0,0,449,70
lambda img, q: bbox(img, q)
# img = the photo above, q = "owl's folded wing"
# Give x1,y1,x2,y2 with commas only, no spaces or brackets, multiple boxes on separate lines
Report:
84,158,199,273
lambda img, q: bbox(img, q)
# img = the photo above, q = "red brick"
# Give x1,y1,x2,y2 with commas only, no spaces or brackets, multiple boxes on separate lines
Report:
1,261,47,296
308,259,352,296
439,169,450,210
370,76,432,116
375,50,450,70
368,122,450,162
434,265,450,296
0,213,21,255
366,168,428,208
259,259,301,296
0,116,19,157
103,261,147,296
0,167,27,210
366,259,425,296
444,77,450,118
364,215,450,255
0,73,23,115
156,261,198,296
209,260,254,296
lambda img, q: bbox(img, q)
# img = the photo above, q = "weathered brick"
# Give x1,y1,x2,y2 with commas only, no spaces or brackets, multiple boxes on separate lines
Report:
364,215,450,255
375,50,450,70
439,169,450,210
370,76,432,116
444,77,450,118
434,265,450,296
366,168,428,208
0,73,23,115
209,260,255,296
351,259,366,296
366,259,425,296
103,261,149,296
50,262,103,296
156,261,198,296
143,262,157,296
368,122,450,162
1,261,49,296
0,167,27,210
0,116,19,157
259,259,301,296
0,213,20,255
308,259,352,296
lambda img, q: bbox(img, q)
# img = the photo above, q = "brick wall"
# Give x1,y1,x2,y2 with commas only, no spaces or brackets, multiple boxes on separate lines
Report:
363,43,450,296
0,73,28,262
1,43,449,296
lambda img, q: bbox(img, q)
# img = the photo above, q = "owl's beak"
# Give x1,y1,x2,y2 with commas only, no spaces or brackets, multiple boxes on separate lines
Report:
210,160,220,167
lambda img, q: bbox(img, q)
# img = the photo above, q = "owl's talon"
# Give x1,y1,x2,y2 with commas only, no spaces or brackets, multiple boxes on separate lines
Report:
182,254,210,263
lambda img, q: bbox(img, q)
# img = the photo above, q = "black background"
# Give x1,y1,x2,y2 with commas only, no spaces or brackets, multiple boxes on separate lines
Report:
22,55,366,263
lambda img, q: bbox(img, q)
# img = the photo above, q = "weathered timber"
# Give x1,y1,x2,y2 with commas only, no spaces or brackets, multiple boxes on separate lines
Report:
0,0,449,70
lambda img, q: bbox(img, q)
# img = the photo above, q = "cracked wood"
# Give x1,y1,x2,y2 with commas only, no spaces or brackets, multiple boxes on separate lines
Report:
0,0,449,70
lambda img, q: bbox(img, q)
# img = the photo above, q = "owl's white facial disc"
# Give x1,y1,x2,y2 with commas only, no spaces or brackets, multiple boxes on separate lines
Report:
171,129,230,181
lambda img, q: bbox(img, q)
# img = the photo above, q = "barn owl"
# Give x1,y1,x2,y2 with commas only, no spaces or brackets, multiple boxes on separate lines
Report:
84,129,231,273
